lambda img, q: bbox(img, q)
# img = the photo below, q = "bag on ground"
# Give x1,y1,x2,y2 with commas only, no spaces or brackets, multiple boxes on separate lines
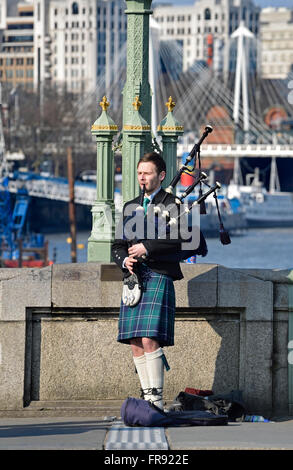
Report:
168,390,246,422
120,397,228,427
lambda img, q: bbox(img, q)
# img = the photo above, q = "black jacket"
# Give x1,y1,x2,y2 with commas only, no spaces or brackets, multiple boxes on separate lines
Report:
112,188,184,281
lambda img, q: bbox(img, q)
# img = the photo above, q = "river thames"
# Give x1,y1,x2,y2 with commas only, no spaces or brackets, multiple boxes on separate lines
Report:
46,227,293,271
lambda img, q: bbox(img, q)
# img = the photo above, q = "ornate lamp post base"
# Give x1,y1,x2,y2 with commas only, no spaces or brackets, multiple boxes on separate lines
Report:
88,201,116,262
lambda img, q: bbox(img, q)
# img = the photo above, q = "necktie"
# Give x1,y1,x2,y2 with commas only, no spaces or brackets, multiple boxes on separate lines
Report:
143,197,150,215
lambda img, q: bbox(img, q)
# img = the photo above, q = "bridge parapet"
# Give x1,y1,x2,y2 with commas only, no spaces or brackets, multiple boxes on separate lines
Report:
0,263,291,417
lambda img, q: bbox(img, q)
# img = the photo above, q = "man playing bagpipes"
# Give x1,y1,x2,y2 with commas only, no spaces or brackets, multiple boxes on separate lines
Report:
112,152,208,410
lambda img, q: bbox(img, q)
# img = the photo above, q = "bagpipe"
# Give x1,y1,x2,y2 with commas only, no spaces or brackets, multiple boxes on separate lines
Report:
152,124,231,247
122,125,231,307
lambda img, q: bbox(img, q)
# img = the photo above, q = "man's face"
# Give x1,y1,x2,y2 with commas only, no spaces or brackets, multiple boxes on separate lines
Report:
137,161,165,195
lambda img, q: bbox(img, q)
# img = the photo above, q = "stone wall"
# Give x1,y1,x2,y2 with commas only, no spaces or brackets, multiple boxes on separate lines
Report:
0,263,292,417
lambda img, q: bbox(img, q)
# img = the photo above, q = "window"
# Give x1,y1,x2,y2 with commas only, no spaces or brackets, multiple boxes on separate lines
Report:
7,36,33,42
19,11,33,17
72,2,79,15
204,8,211,20
7,23,33,30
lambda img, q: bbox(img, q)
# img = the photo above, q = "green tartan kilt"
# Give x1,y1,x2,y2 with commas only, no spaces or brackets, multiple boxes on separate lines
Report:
118,265,176,347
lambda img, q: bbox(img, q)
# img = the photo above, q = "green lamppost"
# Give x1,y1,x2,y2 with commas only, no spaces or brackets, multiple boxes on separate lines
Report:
123,95,151,198
122,0,153,203
87,97,118,262
157,96,184,188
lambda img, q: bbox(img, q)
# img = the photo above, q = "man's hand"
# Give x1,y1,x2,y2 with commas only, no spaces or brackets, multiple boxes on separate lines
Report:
124,256,138,275
128,243,147,259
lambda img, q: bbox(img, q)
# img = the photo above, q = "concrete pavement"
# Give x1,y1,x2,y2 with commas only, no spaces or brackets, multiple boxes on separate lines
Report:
0,404,292,450
0,417,110,450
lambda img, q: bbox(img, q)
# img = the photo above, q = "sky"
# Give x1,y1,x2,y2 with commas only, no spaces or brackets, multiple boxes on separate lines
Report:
153,0,293,7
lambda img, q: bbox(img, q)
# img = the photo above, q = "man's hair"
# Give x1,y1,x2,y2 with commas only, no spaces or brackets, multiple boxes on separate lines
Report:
137,152,166,175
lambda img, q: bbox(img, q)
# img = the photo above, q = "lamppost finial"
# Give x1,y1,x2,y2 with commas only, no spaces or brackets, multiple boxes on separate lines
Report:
166,96,176,112
100,96,110,112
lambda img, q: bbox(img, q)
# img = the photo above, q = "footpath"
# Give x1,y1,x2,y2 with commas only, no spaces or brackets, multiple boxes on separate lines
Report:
0,401,292,451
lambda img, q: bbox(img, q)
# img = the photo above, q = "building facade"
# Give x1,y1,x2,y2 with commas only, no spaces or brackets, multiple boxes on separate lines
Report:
35,0,127,94
153,0,260,76
0,1,34,90
34,0,97,94
260,7,293,80
0,0,127,95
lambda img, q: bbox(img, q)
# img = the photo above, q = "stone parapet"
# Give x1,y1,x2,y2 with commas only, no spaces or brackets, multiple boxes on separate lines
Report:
0,263,292,417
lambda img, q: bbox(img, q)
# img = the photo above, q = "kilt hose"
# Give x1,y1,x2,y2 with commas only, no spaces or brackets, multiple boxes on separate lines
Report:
118,264,176,347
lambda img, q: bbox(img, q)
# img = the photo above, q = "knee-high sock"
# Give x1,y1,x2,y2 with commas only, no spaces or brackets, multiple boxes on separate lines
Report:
133,354,151,400
145,348,165,409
